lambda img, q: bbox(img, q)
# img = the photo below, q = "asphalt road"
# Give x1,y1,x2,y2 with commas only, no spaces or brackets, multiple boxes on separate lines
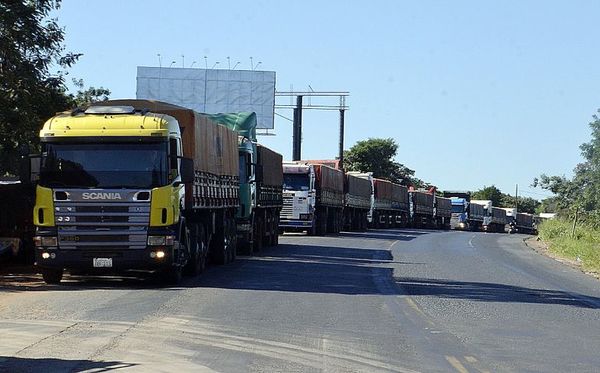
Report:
0,229,599,372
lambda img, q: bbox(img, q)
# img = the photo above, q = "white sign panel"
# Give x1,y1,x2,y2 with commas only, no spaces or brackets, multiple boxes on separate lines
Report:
136,66,276,129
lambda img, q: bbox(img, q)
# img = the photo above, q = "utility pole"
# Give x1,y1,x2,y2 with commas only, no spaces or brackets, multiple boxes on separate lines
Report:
515,184,519,211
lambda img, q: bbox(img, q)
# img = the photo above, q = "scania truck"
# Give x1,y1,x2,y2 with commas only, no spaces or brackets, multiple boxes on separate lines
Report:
33,100,239,284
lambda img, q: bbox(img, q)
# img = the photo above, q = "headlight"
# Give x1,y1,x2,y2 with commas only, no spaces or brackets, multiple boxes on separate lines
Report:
34,236,58,247
147,235,175,246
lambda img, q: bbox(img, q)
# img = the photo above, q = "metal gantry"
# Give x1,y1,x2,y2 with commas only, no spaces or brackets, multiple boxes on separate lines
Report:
274,91,349,168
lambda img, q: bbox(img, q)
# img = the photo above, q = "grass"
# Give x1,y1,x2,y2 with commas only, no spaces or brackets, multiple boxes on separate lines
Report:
537,219,600,274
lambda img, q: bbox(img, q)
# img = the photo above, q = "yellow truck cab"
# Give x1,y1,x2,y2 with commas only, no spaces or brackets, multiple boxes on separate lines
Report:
33,102,239,284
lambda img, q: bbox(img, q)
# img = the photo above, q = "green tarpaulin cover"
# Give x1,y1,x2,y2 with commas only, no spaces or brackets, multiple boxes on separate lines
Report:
200,112,257,141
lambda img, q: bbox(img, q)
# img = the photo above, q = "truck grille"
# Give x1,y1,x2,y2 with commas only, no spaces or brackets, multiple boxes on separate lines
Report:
55,201,150,250
281,196,294,219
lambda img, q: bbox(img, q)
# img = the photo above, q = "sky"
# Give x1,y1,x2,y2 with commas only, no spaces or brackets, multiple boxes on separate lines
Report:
56,0,600,200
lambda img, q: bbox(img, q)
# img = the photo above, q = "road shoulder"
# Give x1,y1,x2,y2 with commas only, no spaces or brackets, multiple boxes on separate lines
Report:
524,236,600,280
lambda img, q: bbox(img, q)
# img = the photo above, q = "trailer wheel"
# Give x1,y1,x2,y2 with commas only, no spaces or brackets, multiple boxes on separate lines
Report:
211,214,231,265
272,215,280,246
41,268,63,285
229,218,237,262
253,217,264,252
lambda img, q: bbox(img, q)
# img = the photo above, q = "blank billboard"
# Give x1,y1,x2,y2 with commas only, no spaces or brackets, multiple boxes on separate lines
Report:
136,66,276,129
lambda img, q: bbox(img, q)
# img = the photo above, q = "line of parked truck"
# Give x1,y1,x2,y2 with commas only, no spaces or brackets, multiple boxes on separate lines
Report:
279,160,453,234
1,99,541,285
446,191,538,234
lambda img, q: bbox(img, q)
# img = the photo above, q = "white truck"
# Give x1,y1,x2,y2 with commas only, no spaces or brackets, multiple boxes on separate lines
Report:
279,162,344,235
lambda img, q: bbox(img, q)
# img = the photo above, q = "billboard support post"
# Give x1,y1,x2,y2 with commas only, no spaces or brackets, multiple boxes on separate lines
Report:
292,95,303,161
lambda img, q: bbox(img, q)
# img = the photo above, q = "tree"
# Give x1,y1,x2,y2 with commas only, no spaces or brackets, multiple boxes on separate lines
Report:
534,109,600,232
0,0,81,173
344,138,425,186
472,185,540,213
71,78,111,107
471,185,503,206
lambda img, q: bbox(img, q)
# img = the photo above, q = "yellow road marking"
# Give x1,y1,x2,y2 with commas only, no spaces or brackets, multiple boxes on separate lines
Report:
464,356,477,363
404,297,435,326
446,355,470,373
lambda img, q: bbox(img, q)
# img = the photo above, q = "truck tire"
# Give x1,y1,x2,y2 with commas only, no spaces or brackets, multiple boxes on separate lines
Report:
184,224,206,276
273,215,280,246
253,217,264,252
211,214,231,265
315,214,325,236
41,268,63,285
228,218,237,262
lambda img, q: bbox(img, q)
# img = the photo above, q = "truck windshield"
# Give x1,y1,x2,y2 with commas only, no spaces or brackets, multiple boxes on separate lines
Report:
451,204,465,213
39,142,169,189
283,174,310,191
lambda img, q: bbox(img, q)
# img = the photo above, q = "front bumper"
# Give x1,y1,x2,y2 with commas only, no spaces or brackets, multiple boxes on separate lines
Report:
279,219,314,228
35,246,175,272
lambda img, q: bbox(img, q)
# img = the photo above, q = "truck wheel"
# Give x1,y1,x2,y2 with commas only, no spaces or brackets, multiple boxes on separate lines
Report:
184,224,206,276
273,217,280,246
41,268,63,285
253,217,264,252
228,218,237,262
211,214,230,265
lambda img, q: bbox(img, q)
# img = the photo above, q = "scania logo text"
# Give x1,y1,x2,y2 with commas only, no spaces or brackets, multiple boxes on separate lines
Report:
81,192,122,200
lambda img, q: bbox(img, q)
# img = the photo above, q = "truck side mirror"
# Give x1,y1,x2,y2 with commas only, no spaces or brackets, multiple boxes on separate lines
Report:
29,155,40,183
179,157,195,184
19,152,40,185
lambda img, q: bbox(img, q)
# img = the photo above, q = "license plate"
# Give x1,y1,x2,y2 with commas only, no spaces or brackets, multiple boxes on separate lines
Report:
93,258,113,268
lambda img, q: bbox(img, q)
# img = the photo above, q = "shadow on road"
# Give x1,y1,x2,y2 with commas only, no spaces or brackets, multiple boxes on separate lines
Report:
337,228,434,241
197,243,414,295
0,229,436,292
395,277,600,309
0,356,136,371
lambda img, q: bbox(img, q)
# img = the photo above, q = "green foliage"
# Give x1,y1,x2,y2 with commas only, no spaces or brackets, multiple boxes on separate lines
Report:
538,218,600,273
344,138,426,187
536,196,561,214
0,0,80,174
471,185,503,206
534,109,600,225
471,185,540,213
71,79,111,107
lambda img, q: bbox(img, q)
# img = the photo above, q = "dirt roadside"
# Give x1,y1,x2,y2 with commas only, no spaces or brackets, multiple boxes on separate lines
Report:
523,236,599,280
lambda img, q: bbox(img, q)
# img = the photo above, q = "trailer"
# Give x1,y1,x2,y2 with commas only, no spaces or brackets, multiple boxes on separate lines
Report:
343,173,372,231
468,202,486,231
0,181,35,265
391,183,410,227
488,207,507,233
515,212,536,234
409,190,434,228
434,196,452,230
200,112,283,253
371,178,393,228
